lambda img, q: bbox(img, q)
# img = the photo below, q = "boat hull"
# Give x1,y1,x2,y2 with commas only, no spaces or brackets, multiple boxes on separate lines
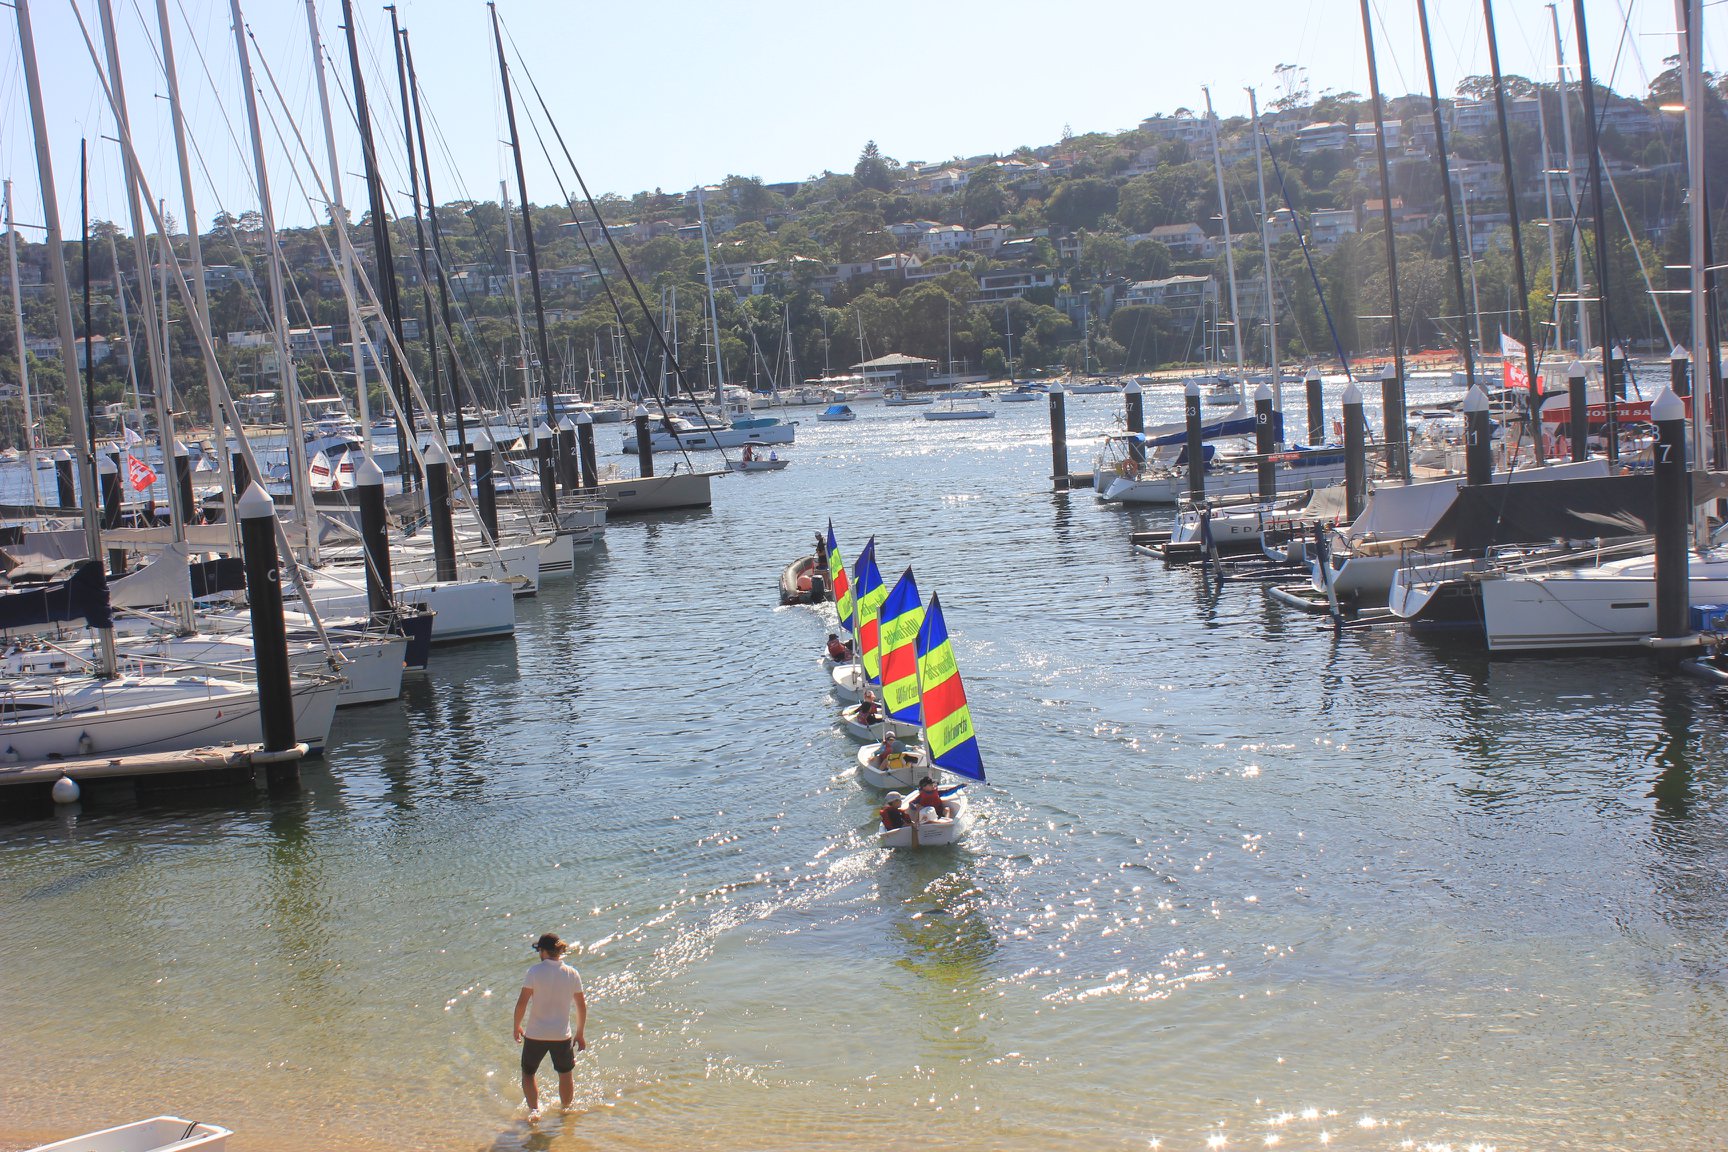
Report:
856,741,931,790
878,789,970,848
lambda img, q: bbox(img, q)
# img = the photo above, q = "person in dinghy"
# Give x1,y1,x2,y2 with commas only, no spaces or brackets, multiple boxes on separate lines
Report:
826,632,854,662
910,776,952,821
856,691,881,725
879,791,912,831
874,732,907,773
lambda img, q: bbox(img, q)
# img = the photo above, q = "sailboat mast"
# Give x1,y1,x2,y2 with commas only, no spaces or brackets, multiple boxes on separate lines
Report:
490,2,556,432
1460,180,1484,353
390,13,445,446
696,187,725,403
303,0,369,439
230,0,312,550
1248,88,1279,409
1483,0,1540,442
97,0,182,543
340,0,416,490
1359,0,1407,413
5,182,41,506
1679,0,1709,479
1571,0,1616,461
13,0,115,676
1203,85,1245,373
1550,3,1591,357
501,181,530,412
1416,0,1478,392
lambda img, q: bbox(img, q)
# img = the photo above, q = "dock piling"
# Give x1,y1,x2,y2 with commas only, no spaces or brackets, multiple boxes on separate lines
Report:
54,448,73,509
1047,385,1069,491
1343,382,1366,519
1567,362,1588,463
237,481,297,785
1184,381,1205,502
633,407,654,479
576,411,598,489
173,439,194,524
1652,387,1690,646
473,431,498,539
1305,371,1324,446
535,422,557,513
355,455,394,618
1255,383,1275,501
1124,380,1145,472
1380,365,1408,480
424,440,458,583
557,416,578,493
1464,385,1492,485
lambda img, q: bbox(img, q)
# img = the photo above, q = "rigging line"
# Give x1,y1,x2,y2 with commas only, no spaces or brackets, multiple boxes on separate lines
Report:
499,16,718,464
1261,131,1354,382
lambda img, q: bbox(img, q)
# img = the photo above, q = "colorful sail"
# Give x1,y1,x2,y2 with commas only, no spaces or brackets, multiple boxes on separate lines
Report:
877,568,925,725
915,593,984,782
826,520,854,633
852,538,888,685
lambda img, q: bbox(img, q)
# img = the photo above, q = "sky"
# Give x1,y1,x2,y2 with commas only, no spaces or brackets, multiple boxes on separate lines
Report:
0,0,1713,242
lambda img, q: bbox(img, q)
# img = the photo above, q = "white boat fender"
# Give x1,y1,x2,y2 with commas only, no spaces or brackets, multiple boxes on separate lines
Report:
51,775,80,804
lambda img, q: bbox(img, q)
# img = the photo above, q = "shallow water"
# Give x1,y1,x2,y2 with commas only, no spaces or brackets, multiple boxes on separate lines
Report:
3,388,1728,1152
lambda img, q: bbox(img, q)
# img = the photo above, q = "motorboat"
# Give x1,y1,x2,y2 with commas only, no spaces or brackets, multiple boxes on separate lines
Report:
882,389,932,407
730,454,789,472
817,404,857,422
997,384,1042,403
923,404,994,421
619,414,795,453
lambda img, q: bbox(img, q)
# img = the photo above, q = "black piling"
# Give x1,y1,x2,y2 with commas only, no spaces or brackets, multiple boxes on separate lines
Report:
557,416,578,493
424,442,458,583
535,422,558,513
1184,381,1205,502
231,450,251,497
1567,362,1589,463
173,440,195,525
576,411,598,490
1464,386,1493,486
1124,380,1146,471
1605,344,1625,465
633,407,654,479
1047,385,1069,490
354,455,394,618
1254,383,1276,501
1343,382,1366,520
1380,366,1408,481
237,481,297,784
1305,371,1324,445
54,449,74,509
99,451,124,577
1671,344,1691,400
473,431,498,540
1652,387,1690,645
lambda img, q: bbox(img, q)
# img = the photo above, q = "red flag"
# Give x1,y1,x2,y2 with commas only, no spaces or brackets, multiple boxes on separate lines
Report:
126,454,157,493
1500,332,1531,391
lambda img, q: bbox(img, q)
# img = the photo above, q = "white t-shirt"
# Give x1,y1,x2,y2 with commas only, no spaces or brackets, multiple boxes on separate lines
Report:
521,959,584,1041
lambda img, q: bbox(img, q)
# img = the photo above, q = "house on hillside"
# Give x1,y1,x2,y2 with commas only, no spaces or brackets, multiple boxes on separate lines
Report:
976,269,1056,302
852,353,937,391
1120,275,1215,325
1148,223,1213,258
1296,122,1350,155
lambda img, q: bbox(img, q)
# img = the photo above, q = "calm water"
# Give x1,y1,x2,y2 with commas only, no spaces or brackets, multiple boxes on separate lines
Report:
3,388,1728,1152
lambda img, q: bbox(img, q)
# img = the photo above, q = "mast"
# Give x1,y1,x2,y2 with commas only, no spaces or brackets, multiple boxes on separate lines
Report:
502,181,530,411
1571,0,1617,461
13,0,115,676
1484,0,1540,449
1551,3,1591,356
1248,88,1280,409
696,187,725,403
1203,85,1245,372
230,0,312,547
388,10,445,444
1679,0,1709,478
1535,84,1562,357
340,0,415,490
157,0,232,530
1359,0,1406,415
303,0,370,441
490,1,556,431
1416,0,1477,392
5,182,41,505
406,30,470,473
1460,179,1484,353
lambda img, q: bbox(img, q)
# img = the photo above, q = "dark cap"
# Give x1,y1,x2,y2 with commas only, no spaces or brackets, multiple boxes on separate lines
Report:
533,933,568,956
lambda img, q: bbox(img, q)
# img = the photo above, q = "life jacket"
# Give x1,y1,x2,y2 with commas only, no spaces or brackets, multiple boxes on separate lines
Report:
913,787,944,811
881,806,910,830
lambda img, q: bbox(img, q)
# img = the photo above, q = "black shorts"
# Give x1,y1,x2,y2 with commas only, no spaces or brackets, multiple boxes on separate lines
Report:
521,1037,575,1075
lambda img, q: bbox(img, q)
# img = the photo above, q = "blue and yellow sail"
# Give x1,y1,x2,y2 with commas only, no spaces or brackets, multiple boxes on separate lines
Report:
915,593,984,782
877,568,924,724
826,521,854,632
852,539,888,685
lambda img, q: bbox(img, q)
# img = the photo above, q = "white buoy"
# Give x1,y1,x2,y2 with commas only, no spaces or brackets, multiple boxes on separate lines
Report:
51,775,80,804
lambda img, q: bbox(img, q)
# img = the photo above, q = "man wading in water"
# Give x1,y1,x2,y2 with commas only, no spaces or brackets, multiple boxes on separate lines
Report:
513,933,588,1120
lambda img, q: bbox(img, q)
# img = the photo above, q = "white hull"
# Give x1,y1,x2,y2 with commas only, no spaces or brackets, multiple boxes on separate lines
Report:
830,663,864,704
839,703,923,744
28,1116,231,1152
597,471,713,513
1479,550,1728,652
0,673,342,760
729,458,789,472
856,741,932,790
923,409,995,421
294,570,516,643
878,789,971,848
621,423,795,453
108,633,406,707
1099,459,1348,506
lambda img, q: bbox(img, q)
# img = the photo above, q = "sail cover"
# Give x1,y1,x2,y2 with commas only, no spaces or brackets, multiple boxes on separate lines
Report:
1420,474,1657,552
0,559,112,632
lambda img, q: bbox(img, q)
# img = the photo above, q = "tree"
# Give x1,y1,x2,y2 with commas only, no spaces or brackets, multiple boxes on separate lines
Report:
1046,177,1118,231
854,141,896,193
963,166,1006,228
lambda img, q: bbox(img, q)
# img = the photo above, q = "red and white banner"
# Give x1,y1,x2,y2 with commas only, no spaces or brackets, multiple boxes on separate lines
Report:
125,453,157,493
1500,332,1530,391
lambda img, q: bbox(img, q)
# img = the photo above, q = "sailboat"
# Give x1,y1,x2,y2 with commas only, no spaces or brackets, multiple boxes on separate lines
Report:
830,537,884,704
873,588,984,848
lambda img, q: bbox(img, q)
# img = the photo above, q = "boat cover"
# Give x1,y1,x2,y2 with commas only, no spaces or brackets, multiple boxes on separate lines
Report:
0,559,111,631
1342,459,1610,545
1420,474,1657,551
1132,405,1281,448
109,542,192,608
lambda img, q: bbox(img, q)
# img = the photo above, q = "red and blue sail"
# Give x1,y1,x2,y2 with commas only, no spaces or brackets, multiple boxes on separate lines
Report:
826,520,854,632
915,593,984,782
852,539,888,685
877,568,925,724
